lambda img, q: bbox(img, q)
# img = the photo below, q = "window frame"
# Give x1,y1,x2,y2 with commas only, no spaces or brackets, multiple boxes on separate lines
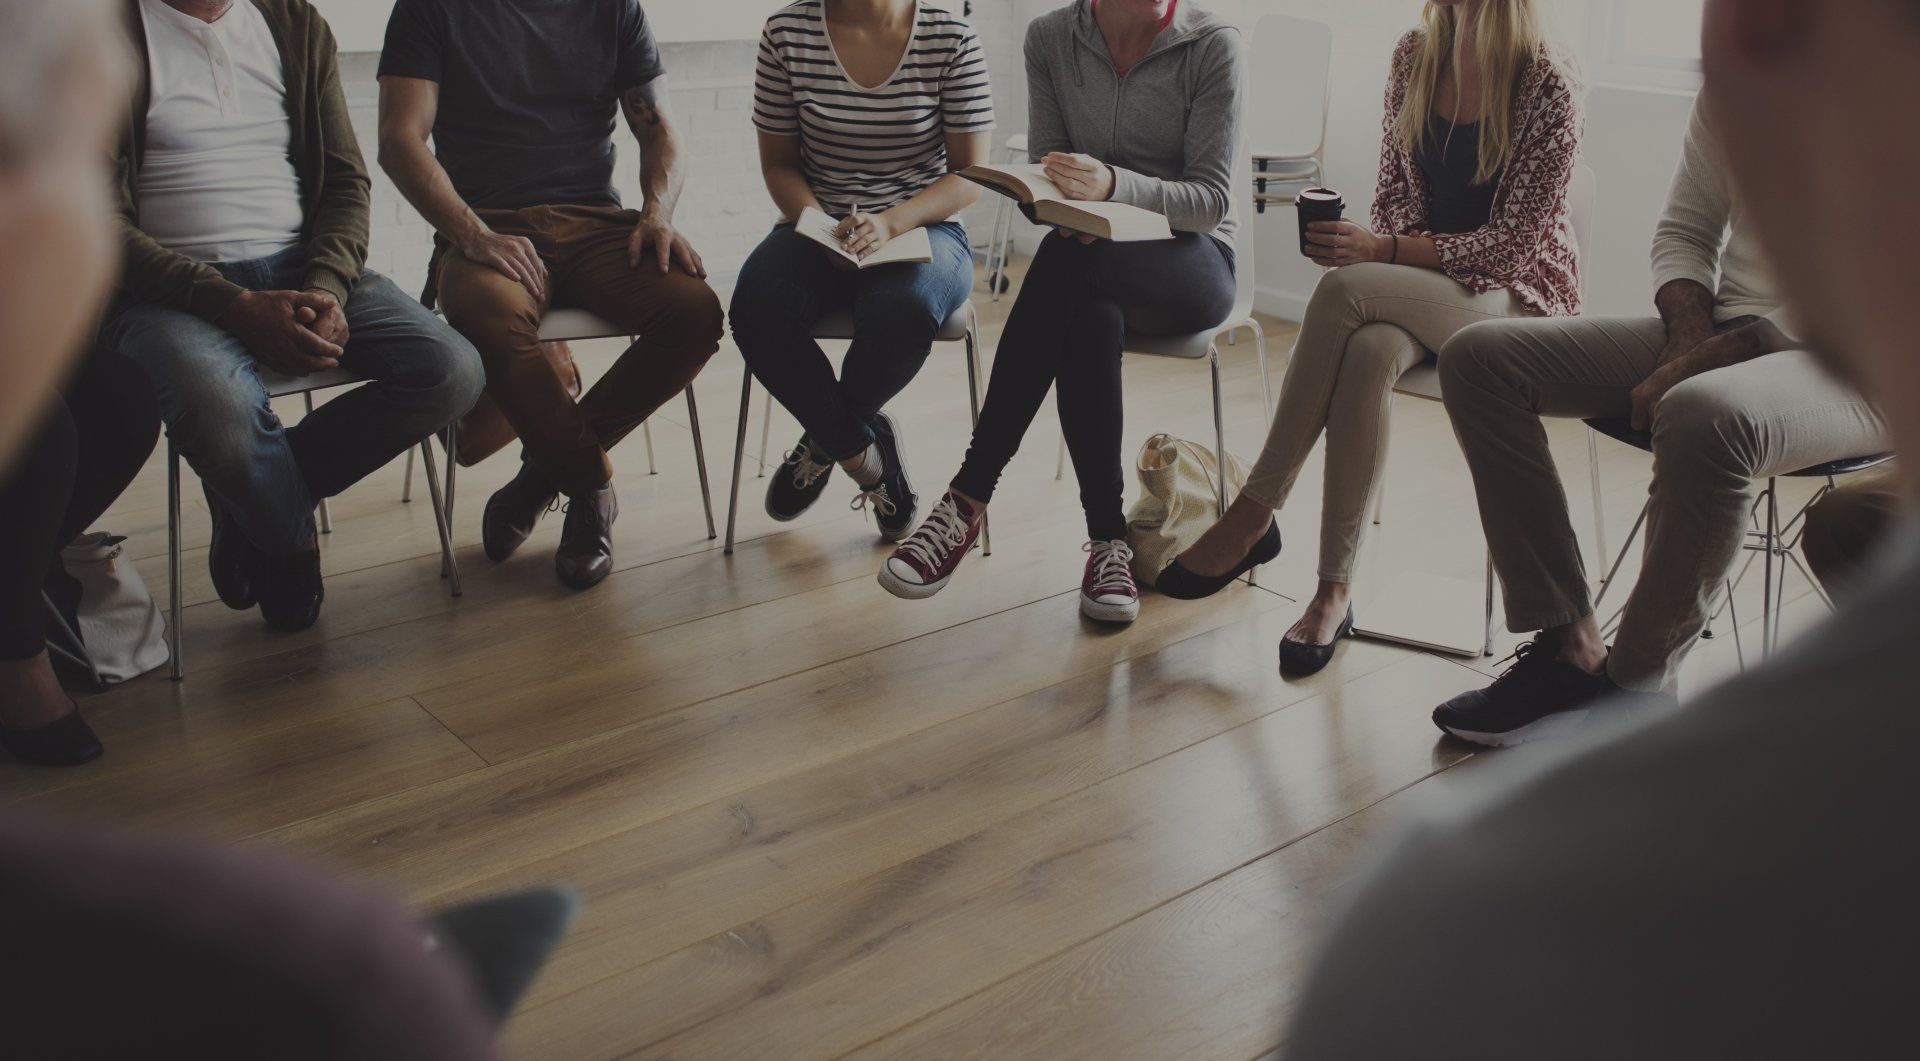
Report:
1587,0,1706,92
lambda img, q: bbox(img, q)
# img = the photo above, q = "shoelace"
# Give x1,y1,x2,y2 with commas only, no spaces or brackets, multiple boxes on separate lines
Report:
1083,539,1136,594
850,484,897,519
785,443,832,491
1488,640,1548,688
896,498,971,571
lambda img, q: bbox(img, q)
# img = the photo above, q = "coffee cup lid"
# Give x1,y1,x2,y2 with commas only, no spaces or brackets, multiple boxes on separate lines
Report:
1299,187,1341,202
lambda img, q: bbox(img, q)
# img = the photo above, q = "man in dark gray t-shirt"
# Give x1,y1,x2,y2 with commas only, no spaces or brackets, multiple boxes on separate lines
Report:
1284,2,1920,1057
378,0,722,592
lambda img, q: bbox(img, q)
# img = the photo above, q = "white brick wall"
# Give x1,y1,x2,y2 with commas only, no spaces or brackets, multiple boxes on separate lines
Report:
339,0,1027,297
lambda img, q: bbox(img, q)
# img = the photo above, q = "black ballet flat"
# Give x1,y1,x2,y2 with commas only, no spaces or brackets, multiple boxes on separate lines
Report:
1156,521,1282,600
1279,607,1355,679
0,708,104,766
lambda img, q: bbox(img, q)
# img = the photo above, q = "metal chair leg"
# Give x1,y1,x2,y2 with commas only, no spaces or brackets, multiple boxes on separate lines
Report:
420,439,462,598
724,368,753,555
444,420,458,521
1372,478,1387,525
1483,551,1497,656
1055,437,1067,481
1763,480,1781,657
1592,499,1651,612
1248,317,1274,423
402,447,415,502
1208,346,1231,518
1587,428,1606,572
44,593,104,690
965,318,991,557
305,392,332,533
642,420,658,474
758,391,773,477
167,443,184,681
685,385,717,540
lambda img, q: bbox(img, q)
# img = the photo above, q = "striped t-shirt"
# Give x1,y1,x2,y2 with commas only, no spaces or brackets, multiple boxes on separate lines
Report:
753,1,994,216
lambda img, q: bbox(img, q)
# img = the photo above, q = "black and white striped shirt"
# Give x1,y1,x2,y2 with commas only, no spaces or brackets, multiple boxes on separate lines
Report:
754,0,994,216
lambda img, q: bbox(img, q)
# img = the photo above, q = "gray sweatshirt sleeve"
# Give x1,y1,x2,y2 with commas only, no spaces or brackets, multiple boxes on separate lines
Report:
1106,29,1242,233
1024,24,1072,162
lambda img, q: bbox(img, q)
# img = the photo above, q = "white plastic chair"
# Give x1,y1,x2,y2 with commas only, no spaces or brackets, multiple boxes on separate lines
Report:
400,306,719,542
165,366,461,680
982,132,1030,300
724,302,989,556
1248,15,1333,214
1360,163,1597,657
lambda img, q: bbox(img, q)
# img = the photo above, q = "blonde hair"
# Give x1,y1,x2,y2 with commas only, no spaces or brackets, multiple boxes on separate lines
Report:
1393,0,1545,186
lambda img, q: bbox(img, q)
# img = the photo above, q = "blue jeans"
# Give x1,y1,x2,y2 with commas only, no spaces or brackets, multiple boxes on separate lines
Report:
729,220,972,461
102,247,485,556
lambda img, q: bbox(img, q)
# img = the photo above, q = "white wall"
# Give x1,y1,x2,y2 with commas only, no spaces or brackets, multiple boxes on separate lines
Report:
314,0,776,52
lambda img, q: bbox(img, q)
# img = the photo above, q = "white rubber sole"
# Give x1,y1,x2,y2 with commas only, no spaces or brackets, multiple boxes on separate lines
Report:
878,561,949,600
1439,707,1590,748
1079,592,1140,623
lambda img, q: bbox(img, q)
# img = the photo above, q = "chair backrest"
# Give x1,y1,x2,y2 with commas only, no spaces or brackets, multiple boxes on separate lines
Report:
1247,15,1333,160
1569,162,1596,296
1228,145,1257,323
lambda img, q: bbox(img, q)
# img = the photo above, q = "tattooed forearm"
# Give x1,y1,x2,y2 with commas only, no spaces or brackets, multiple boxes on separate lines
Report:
621,80,669,132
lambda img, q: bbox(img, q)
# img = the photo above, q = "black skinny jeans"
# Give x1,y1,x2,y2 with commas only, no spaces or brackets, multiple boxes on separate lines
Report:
0,349,161,659
952,231,1235,540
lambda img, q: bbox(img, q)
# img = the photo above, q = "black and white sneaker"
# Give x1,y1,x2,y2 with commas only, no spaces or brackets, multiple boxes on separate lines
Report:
766,436,835,522
852,411,918,542
1431,639,1616,747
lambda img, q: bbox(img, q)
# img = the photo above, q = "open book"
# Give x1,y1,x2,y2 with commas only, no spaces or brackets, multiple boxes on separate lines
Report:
961,163,1173,242
794,206,933,268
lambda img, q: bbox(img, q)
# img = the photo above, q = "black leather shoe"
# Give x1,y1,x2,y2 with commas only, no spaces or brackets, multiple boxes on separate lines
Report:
483,462,560,563
1279,606,1354,678
1156,521,1281,600
555,484,618,590
257,549,324,631
1,708,104,766
206,494,258,610
765,435,835,522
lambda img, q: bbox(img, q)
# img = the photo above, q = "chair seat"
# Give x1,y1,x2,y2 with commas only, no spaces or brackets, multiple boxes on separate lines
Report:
1391,361,1443,402
538,307,627,343
1124,328,1220,361
1586,416,1892,477
259,365,364,399
813,305,972,343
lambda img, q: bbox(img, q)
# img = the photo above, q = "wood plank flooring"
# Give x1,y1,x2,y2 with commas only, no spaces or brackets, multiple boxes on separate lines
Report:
0,270,1836,1058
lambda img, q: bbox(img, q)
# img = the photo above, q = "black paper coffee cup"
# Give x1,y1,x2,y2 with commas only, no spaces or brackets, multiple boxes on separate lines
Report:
1297,187,1345,256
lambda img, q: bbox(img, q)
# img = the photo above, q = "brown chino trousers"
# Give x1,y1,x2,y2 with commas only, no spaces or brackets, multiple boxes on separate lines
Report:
435,204,724,497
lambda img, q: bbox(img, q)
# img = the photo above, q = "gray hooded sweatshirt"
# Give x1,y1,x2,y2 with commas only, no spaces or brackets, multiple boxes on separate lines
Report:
1023,1,1244,248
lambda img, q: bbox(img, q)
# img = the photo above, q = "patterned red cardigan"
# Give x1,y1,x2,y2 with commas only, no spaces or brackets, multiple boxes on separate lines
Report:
1372,30,1584,317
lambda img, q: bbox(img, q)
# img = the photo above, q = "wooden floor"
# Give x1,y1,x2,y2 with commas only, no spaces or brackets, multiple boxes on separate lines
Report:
0,271,1834,1059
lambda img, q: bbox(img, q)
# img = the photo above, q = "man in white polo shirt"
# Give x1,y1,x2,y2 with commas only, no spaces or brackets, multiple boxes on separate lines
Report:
100,0,483,631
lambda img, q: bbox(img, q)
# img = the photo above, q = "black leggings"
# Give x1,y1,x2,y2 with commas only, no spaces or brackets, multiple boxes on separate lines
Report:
952,231,1235,540
0,349,160,660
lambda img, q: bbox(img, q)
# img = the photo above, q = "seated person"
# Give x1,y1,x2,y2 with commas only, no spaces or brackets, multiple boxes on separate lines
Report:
99,0,486,632
1283,3,1920,1054
1161,0,1584,678
1429,95,1888,745
730,0,992,541
0,0,150,767
378,0,725,591
0,350,159,766
879,0,1243,624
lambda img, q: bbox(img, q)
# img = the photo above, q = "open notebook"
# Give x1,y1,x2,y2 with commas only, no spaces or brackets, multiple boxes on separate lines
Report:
961,163,1173,242
794,206,934,268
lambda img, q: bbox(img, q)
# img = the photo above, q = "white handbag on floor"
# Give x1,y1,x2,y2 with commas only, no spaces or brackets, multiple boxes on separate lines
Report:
1125,433,1247,587
59,532,170,683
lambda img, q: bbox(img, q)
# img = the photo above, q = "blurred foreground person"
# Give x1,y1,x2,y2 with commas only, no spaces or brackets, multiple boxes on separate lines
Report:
1285,1,1920,1057
0,2,566,1054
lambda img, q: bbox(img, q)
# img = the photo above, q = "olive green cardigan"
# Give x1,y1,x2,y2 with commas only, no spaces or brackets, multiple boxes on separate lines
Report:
112,0,371,322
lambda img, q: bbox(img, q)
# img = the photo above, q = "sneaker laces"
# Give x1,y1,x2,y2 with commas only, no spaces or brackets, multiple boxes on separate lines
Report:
1083,539,1136,594
896,497,971,570
784,443,832,490
1488,639,1553,691
850,484,897,520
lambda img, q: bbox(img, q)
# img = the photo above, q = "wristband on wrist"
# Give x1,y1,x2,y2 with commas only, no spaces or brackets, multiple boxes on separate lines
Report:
1387,235,1400,265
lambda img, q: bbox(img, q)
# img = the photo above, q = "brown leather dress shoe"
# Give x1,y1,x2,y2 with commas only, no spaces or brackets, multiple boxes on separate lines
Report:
483,463,559,563
555,483,618,590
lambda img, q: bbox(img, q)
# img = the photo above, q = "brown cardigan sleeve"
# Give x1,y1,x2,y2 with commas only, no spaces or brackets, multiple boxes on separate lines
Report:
295,5,371,305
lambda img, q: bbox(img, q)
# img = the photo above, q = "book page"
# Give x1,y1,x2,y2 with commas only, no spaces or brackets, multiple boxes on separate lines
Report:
966,163,1066,203
795,206,861,265
794,206,934,267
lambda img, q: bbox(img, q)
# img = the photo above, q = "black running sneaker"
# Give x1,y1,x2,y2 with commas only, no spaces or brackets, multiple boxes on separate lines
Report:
257,549,324,632
1431,639,1615,747
766,436,835,522
854,411,918,542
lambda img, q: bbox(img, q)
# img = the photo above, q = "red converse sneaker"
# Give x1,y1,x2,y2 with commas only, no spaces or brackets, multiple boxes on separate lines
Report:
1080,539,1140,623
878,492,982,599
